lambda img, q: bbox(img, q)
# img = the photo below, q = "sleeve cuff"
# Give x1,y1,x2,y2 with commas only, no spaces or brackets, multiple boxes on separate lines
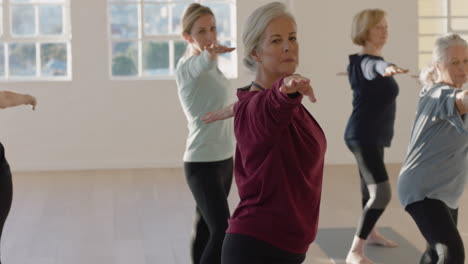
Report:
272,76,303,105
201,50,217,69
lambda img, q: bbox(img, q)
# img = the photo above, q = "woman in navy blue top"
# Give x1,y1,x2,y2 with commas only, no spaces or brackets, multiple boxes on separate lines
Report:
344,9,408,264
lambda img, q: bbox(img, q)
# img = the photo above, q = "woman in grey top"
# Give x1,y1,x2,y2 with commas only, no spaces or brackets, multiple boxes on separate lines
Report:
398,33,468,264
175,3,235,264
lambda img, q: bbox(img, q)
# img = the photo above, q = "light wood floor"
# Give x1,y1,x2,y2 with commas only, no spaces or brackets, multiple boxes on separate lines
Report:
1,165,467,264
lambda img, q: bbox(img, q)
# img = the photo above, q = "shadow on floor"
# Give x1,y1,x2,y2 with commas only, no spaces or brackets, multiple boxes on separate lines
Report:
315,227,422,264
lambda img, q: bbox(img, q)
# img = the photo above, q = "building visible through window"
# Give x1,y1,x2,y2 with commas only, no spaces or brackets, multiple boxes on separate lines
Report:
0,0,71,80
108,0,237,79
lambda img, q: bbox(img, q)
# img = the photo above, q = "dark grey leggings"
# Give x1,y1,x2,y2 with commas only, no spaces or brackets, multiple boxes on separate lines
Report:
406,198,464,264
347,145,392,239
184,157,233,264
0,143,13,264
221,233,306,264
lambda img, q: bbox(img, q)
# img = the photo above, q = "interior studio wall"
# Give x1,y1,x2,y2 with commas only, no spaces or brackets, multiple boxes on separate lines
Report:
0,0,419,171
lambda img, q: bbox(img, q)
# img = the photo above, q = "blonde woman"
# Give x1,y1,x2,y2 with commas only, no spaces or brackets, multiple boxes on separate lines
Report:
398,33,468,264
175,3,235,264
344,9,408,264
0,91,36,264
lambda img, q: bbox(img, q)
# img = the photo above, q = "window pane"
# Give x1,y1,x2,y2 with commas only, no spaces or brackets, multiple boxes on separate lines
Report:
204,3,231,39
451,19,468,31
110,4,138,39
41,43,67,76
39,5,63,35
144,4,168,35
9,43,36,76
218,40,236,78
419,18,447,34
12,6,35,36
143,41,169,76
112,42,138,76
0,44,4,77
174,41,186,69
451,0,468,16
0,7,3,36
419,53,433,70
146,0,191,1
171,3,189,34
12,0,64,3
418,0,446,16
419,36,438,52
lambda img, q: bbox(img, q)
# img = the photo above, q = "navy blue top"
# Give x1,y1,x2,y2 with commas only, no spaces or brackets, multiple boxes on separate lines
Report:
344,54,399,147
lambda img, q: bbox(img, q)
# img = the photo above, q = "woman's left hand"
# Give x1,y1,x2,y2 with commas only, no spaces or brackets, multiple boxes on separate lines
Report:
205,44,235,60
201,103,235,124
383,65,409,76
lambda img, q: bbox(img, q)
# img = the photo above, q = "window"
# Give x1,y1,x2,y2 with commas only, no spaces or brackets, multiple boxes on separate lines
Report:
0,0,71,81
418,0,468,69
108,0,237,79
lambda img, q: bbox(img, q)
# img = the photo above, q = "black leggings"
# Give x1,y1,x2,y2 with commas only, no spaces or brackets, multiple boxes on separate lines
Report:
184,157,233,264
406,198,465,264
348,145,392,239
0,143,13,264
221,233,306,264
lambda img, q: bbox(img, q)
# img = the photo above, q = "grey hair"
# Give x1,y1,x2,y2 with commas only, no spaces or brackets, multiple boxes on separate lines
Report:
242,2,296,72
420,33,468,85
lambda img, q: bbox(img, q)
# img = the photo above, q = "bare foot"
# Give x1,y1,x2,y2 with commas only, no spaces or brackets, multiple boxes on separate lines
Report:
346,251,374,264
367,232,398,247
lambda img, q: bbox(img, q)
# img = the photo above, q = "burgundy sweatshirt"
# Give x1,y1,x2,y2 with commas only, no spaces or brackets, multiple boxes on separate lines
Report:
226,77,327,254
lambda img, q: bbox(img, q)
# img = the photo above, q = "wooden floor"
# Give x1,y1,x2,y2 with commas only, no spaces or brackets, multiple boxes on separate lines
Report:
1,165,467,264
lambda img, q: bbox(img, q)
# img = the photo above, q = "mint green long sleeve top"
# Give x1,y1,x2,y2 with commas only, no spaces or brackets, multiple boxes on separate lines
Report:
175,50,234,162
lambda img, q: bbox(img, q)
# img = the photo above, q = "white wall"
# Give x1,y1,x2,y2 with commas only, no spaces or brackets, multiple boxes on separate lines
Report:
0,0,419,171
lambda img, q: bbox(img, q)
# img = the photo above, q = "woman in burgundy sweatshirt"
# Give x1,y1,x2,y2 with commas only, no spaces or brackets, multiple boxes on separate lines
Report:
218,2,327,264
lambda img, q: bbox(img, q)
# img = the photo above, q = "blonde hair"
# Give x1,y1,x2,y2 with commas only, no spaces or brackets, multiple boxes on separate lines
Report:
420,33,468,86
351,9,386,46
181,3,214,36
180,3,214,57
242,2,296,72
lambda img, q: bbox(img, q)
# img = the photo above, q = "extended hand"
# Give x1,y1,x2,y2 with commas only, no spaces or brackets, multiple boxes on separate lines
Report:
383,65,409,77
205,44,235,60
280,74,317,103
201,104,234,124
25,94,37,111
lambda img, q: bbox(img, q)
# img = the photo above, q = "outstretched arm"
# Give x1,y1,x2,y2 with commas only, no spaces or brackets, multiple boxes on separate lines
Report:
0,91,37,110
201,103,235,124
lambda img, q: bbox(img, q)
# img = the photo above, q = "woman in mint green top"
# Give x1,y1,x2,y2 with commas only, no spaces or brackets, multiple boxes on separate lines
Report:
175,4,235,264
398,33,468,264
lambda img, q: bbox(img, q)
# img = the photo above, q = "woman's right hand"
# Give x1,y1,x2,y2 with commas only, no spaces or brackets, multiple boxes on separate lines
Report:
205,44,235,60
280,74,317,103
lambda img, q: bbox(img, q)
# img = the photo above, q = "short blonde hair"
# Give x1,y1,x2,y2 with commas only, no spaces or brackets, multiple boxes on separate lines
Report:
181,3,214,36
242,2,296,72
351,9,386,46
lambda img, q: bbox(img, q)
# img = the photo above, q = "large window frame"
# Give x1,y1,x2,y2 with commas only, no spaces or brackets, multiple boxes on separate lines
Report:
0,0,72,81
107,0,237,80
418,0,468,69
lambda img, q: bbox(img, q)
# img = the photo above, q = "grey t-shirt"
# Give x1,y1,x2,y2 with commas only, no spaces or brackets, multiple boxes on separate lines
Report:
398,83,468,209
